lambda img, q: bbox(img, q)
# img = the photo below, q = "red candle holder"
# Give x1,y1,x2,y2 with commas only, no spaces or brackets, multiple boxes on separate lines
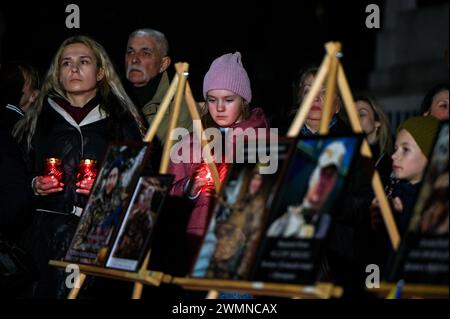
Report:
44,157,64,182
76,159,98,185
193,163,219,194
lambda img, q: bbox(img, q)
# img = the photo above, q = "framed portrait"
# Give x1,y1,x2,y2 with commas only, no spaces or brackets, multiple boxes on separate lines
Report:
106,174,174,271
251,134,363,284
389,122,449,285
65,143,150,266
191,138,295,280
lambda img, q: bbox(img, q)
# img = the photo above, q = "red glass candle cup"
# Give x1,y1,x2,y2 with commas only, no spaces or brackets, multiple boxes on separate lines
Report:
193,163,214,192
76,159,98,185
44,158,64,182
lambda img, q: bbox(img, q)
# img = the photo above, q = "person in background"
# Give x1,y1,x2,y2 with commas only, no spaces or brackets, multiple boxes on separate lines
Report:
0,124,35,297
369,116,440,278
0,61,40,134
355,95,393,182
388,116,441,234
287,66,352,137
124,28,192,145
420,83,449,121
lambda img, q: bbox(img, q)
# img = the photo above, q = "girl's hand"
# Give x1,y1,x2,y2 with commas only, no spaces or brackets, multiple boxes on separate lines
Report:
370,196,404,231
370,198,383,231
186,165,215,198
392,196,404,213
187,177,209,198
33,175,64,195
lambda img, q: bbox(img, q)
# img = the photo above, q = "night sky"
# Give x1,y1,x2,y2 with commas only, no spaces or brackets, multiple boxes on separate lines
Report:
0,0,384,123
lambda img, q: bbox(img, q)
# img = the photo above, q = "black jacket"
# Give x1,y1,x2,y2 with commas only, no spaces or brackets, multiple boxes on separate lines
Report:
0,125,33,240
31,96,142,216
391,180,422,236
1,104,24,135
28,96,143,298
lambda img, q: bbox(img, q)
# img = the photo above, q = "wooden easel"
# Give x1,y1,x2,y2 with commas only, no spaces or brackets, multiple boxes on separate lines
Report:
166,42,400,300
131,62,222,298
288,41,400,250
288,42,449,299
51,43,406,299
376,282,449,299
50,62,222,299
162,275,343,299
157,46,351,299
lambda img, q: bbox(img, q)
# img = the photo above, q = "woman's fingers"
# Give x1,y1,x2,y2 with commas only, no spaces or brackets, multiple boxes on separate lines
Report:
35,176,64,195
76,179,95,196
76,188,91,195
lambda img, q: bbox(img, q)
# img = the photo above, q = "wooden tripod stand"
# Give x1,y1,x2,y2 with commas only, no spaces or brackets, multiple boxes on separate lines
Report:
288,41,400,250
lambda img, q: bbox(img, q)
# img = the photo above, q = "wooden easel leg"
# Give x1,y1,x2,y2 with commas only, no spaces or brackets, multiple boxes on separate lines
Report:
337,65,400,250
132,282,144,299
287,55,331,137
337,64,364,134
206,290,219,299
67,273,86,299
184,82,221,192
160,63,189,174
320,43,341,134
143,75,179,143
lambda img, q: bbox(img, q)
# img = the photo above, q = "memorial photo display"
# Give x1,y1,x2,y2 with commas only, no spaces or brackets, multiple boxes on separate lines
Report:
251,135,362,284
65,143,149,266
191,138,295,280
106,175,173,271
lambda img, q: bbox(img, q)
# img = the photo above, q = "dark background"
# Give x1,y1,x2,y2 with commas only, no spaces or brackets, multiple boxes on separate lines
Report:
1,0,385,123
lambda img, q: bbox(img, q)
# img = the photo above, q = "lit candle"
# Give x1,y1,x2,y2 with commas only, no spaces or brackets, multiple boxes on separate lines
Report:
76,159,98,185
44,158,64,182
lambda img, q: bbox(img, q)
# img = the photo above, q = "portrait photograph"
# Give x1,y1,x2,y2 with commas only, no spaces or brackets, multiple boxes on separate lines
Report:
252,135,362,284
410,123,449,236
65,143,149,266
106,175,173,272
191,139,295,279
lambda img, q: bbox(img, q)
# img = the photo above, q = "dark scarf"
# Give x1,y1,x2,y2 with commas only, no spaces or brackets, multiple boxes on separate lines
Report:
126,73,163,109
300,115,338,136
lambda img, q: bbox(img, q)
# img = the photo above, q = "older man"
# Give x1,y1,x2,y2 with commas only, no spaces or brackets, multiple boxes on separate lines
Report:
124,28,192,144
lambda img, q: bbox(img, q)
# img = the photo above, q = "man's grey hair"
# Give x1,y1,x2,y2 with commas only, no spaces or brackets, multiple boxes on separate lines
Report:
128,28,169,56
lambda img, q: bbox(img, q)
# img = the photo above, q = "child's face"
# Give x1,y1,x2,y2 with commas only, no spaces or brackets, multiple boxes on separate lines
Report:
206,89,243,127
392,129,428,184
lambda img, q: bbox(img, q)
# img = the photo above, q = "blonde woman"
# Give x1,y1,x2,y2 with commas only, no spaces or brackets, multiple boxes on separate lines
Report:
355,95,393,181
14,35,146,298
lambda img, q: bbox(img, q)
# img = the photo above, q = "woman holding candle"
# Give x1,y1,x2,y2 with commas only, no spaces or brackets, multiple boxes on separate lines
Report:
168,52,268,267
13,35,146,297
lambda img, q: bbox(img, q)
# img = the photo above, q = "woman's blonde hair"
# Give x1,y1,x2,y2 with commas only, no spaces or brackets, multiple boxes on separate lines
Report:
14,35,146,147
355,95,393,155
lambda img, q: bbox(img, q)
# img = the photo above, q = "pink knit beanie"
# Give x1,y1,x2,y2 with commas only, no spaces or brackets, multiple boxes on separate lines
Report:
203,52,252,103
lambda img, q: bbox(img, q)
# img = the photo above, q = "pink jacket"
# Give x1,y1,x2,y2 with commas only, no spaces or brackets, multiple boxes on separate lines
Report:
168,108,269,241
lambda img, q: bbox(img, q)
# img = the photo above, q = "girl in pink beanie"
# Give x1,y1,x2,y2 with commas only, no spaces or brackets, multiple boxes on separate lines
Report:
169,52,268,266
